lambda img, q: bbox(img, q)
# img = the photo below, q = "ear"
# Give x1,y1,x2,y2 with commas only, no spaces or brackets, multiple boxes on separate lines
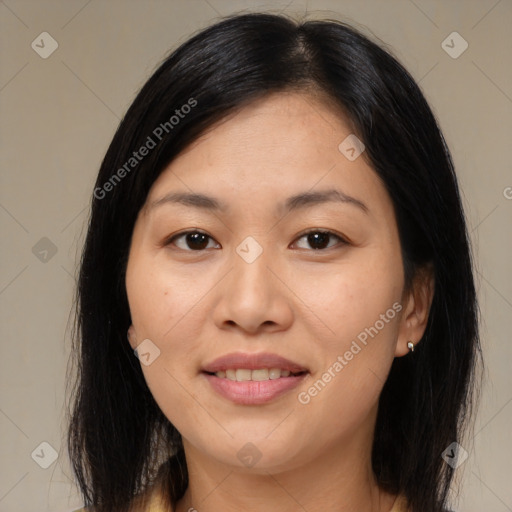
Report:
127,324,138,350
395,263,435,357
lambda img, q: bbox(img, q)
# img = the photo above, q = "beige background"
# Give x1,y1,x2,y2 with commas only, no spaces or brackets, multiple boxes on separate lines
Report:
0,1,511,511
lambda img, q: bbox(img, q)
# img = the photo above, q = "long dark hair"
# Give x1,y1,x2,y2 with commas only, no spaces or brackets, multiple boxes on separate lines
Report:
67,12,481,512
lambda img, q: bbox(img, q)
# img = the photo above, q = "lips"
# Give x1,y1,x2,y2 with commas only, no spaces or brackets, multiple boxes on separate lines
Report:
201,352,308,374
201,352,309,405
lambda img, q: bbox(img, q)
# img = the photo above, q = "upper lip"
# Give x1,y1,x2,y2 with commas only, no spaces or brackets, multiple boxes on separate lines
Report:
201,352,309,373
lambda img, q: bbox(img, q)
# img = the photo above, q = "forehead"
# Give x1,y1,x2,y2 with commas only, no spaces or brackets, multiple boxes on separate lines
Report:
144,92,391,220
175,92,353,171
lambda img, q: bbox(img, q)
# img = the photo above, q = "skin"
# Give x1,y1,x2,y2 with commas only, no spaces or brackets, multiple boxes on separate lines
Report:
125,92,434,512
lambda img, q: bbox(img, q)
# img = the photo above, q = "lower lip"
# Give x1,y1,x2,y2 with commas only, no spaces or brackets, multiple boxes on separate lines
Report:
203,372,307,405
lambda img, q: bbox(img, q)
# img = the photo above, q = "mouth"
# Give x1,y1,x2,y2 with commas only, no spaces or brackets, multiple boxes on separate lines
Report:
203,368,307,380
201,351,308,374
201,352,309,405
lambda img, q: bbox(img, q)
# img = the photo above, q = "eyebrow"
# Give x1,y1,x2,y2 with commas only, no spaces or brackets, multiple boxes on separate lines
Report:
149,188,368,214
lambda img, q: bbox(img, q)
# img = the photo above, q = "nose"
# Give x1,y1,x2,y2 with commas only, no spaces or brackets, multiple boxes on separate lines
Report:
212,246,294,335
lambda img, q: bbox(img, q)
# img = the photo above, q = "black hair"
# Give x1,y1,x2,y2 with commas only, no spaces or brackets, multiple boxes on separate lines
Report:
67,12,481,512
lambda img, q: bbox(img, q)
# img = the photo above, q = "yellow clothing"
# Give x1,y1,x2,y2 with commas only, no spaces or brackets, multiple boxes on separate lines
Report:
74,489,410,512
391,495,410,512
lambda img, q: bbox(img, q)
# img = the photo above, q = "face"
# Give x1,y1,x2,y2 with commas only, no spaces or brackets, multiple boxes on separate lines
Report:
125,92,416,473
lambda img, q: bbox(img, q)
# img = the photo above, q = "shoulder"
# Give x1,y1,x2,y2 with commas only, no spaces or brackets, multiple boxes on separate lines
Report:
389,496,457,512
390,495,410,512
72,483,168,512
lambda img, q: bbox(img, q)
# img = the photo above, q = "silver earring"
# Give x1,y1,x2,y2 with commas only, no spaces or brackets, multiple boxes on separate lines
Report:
407,341,415,352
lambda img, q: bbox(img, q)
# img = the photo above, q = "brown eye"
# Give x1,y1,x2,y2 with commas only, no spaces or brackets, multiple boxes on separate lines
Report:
293,230,348,250
166,231,219,251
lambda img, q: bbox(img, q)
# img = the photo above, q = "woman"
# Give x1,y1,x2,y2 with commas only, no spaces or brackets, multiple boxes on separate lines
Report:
68,12,481,512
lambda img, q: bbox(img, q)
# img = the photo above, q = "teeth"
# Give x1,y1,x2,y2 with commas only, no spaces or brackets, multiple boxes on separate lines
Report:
249,369,268,381
269,368,281,379
236,369,252,381
214,368,299,381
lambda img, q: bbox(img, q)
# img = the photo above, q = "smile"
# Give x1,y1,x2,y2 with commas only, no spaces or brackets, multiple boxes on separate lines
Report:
201,351,309,405
211,368,305,381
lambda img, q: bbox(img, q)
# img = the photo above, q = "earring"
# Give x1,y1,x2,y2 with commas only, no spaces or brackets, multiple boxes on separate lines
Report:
407,341,415,353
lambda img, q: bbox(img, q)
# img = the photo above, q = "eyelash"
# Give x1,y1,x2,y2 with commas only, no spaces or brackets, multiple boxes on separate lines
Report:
164,229,349,252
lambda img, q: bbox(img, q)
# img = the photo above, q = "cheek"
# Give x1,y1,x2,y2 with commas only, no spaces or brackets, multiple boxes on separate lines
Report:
126,255,211,343
293,272,402,436
126,258,210,429
294,247,403,348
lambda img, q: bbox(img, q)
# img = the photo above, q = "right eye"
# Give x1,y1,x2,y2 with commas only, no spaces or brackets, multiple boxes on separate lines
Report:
164,230,221,251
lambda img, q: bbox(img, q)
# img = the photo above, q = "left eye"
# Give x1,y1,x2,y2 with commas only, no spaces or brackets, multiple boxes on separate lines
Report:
165,229,347,252
292,230,347,250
